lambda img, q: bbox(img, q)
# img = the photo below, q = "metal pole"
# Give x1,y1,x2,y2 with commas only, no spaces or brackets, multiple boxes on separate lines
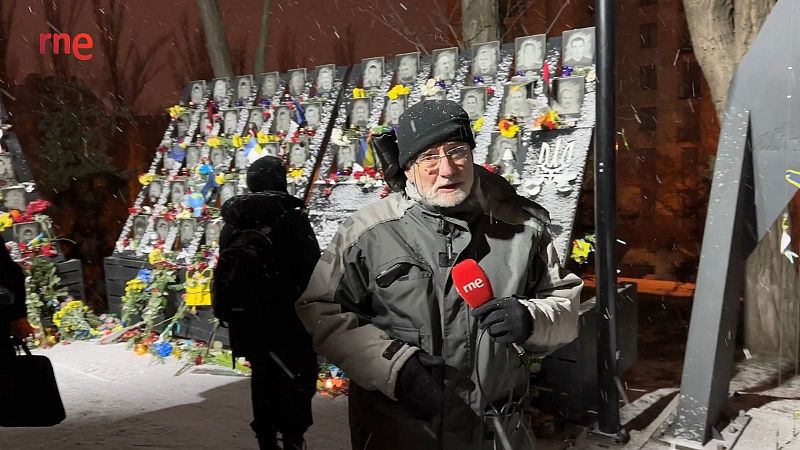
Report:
594,0,620,436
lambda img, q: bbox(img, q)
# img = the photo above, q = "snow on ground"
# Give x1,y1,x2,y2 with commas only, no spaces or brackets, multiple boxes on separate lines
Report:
0,341,349,450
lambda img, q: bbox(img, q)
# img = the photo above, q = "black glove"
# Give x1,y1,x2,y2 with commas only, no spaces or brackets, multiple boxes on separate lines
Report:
470,296,534,345
395,351,445,421
370,129,406,192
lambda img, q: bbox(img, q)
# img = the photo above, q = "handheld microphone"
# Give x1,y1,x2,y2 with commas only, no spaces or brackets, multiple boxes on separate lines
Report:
452,259,525,357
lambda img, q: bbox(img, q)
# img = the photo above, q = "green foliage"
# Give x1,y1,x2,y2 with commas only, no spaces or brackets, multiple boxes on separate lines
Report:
36,77,118,193
120,268,183,334
25,258,70,328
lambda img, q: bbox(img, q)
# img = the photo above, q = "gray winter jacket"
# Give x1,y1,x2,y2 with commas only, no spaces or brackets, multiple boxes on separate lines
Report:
296,165,583,449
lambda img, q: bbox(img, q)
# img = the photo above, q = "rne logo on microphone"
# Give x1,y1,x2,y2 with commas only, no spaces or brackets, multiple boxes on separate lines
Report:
461,278,485,293
39,32,94,61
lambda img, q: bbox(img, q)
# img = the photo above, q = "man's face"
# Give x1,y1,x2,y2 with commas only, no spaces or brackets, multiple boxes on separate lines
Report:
368,65,378,78
404,141,474,208
263,76,277,96
398,57,416,80
156,220,169,239
150,182,162,199
134,220,146,237
477,48,493,72
191,84,203,103
224,112,237,132
290,145,305,166
570,38,585,59
177,114,190,135
237,79,250,99
437,53,454,74
318,70,333,90
211,149,225,165
181,222,193,238
464,96,478,114
509,89,525,110
186,149,199,167
388,101,402,121
213,80,226,101
291,72,304,93
276,108,291,130
306,106,320,126
171,184,184,203
339,145,353,167
353,102,368,123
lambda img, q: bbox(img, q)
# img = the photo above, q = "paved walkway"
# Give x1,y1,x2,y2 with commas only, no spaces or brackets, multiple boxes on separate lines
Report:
0,341,350,450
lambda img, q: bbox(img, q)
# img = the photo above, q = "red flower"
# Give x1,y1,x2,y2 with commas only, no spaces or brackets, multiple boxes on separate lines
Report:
157,146,168,154
481,163,498,173
129,207,140,215
42,244,56,257
323,187,333,197
487,87,495,96
27,200,51,215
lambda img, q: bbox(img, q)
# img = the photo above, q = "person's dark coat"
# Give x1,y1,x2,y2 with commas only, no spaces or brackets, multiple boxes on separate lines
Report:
218,190,320,358
0,243,26,354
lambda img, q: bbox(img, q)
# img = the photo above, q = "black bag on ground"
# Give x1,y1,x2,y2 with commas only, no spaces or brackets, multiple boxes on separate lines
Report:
0,339,66,427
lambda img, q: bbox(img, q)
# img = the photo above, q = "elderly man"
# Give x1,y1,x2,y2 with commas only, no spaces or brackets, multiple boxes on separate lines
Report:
296,100,582,449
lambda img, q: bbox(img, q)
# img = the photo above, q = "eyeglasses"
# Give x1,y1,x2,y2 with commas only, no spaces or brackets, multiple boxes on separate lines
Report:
413,144,471,171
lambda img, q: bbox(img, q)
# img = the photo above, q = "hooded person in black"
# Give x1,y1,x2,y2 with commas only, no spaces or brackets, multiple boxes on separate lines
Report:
213,156,320,450
1,243,33,356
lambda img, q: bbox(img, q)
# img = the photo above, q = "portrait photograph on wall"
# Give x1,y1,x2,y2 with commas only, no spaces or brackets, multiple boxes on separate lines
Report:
1,186,26,211
315,64,336,94
211,77,230,104
562,27,595,68
551,76,586,116
288,68,307,97
460,87,487,121
471,41,500,78
432,47,458,81
362,57,385,89
501,84,533,121
395,52,420,85
186,80,206,105
234,75,254,102
258,72,280,99
349,98,371,129
515,34,546,73
383,97,406,126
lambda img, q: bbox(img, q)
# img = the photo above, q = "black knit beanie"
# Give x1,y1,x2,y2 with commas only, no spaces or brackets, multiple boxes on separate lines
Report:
246,155,287,192
396,100,476,169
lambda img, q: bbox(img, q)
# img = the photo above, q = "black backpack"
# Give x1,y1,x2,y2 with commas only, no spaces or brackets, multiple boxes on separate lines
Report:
212,225,278,333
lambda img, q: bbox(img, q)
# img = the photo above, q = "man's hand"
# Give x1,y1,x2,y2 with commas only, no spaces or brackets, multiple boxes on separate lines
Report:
470,296,533,345
10,318,34,339
394,351,445,421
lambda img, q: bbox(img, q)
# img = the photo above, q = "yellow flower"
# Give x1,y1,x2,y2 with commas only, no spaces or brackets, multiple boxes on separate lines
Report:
149,249,164,265
257,131,270,144
571,239,593,264
207,136,222,148
0,212,12,232
500,123,520,138
126,278,146,293
138,173,156,186
168,105,185,118
352,88,366,99
231,135,244,148
289,168,304,179
176,210,192,220
472,117,485,132
215,175,226,185
387,84,410,100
